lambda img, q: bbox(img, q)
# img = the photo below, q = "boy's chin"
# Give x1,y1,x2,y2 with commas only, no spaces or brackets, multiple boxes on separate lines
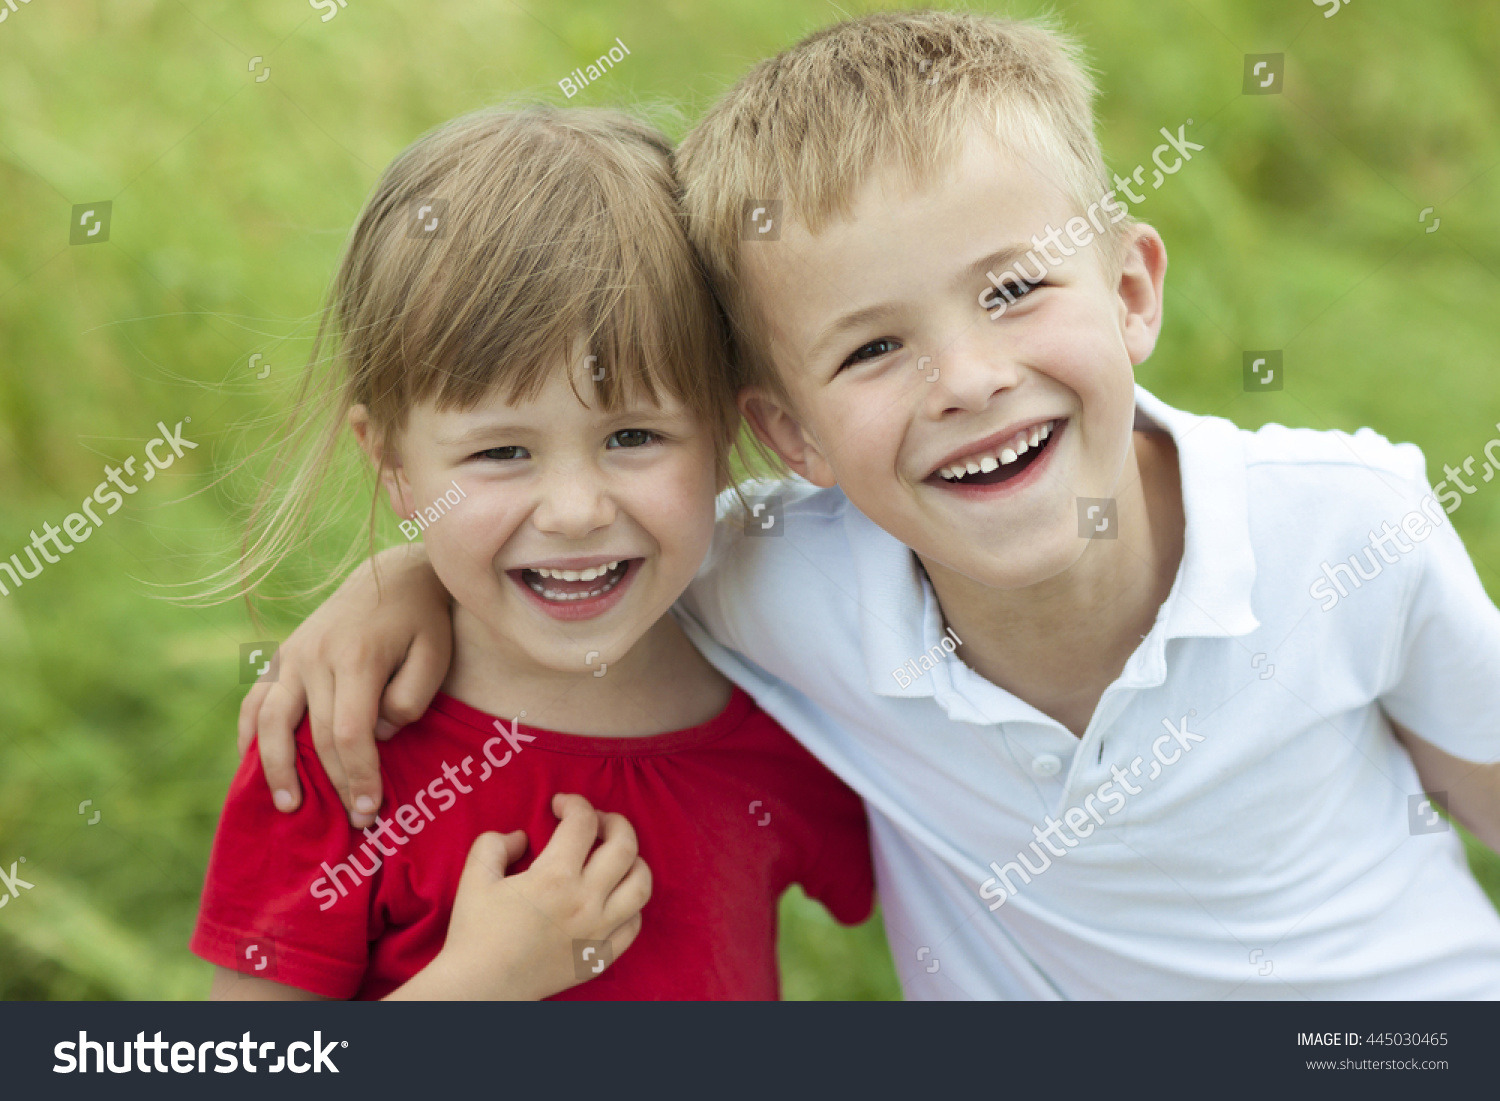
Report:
918,528,1086,592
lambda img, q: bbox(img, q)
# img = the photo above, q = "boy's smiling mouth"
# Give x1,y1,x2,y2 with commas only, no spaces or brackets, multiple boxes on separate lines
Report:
508,558,640,620
927,417,1065,490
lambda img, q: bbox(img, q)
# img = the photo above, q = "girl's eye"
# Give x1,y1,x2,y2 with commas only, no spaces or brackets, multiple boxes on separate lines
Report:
606,428,658,449
981,279,1043,311
839,337,902,370
474,445,529,462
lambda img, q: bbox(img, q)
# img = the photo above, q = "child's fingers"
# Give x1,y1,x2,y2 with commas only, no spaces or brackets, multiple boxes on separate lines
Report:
256,714,302,815
496,828,529,871
457,831,518,890
535,793,601,872
582,811,639,893
602,856,653,929
379,632,450,734
238,679,272,757
604,911,644,964
330,665,389,826
256,677,312,813
303,667,356,817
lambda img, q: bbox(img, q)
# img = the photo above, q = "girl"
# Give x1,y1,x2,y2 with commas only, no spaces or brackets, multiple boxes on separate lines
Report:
192,105,873,1000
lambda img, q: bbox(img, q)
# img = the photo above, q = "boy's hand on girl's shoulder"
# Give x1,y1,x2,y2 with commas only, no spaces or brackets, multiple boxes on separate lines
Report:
387,794,652,1001
237,544,455,829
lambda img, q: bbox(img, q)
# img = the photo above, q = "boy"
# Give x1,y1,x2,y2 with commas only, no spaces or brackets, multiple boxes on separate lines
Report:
243,11,1500,998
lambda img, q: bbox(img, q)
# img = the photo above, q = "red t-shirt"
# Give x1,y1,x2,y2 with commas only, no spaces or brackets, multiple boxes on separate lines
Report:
191,687,873,1000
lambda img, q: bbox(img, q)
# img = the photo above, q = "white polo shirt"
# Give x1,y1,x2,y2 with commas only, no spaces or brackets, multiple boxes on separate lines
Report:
676,386,1500,999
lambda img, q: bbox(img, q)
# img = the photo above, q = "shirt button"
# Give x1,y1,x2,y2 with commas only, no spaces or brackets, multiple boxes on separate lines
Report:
1032,753,1063,778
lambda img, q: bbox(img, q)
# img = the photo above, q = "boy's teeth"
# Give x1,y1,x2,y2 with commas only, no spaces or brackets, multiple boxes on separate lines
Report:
937,419,1057,481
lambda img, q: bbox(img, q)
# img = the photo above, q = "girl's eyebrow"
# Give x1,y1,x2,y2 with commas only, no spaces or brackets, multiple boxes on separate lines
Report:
433,422,530,448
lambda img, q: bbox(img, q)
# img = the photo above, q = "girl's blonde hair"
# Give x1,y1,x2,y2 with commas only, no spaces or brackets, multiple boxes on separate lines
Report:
202,105,735,608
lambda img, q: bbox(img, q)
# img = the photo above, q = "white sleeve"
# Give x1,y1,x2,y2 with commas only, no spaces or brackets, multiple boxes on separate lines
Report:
1380,497,1500,763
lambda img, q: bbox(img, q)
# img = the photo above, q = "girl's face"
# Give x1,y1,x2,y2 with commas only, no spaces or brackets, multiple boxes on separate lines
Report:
369,363,721,675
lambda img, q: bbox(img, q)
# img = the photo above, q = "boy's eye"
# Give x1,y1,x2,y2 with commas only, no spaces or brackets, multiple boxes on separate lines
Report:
606,428,659,449
474,445,530,462
981,279,1043,311
839,337,902,370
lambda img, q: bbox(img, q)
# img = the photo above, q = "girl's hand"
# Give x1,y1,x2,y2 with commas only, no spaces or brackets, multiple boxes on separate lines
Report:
386,795,652,1000
238,544,454,828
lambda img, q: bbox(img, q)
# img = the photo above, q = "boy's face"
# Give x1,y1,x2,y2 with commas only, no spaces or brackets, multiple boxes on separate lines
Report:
360,365,719,673
739,125,1166,590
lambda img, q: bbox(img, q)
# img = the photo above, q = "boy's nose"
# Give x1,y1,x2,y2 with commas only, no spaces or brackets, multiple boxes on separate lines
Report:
924,343,1020,417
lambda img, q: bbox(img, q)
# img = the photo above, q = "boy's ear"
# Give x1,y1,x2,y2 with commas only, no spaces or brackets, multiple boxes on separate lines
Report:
737,388,836,488
1115,224,1168,367
348,405,415,517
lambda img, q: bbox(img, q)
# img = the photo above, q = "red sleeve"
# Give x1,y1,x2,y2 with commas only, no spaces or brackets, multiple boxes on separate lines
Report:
787,750,876,926
189,721,375,998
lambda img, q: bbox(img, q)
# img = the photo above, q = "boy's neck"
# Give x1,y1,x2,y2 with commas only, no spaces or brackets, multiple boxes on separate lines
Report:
919,427,1185,738
442,606,731,738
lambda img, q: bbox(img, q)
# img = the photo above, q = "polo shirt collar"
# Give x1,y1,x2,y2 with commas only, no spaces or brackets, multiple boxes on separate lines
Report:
848,386,1260,710
1133,386,1260,644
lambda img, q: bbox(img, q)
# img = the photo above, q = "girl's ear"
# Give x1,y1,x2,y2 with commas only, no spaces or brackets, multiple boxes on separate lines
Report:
737,389,836,488
348,405,415,517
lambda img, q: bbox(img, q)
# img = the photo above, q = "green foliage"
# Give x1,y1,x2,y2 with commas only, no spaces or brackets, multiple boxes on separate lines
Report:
2,0,1498,1000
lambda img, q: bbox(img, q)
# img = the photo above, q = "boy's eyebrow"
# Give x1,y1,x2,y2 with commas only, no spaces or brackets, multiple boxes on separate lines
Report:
963,245,1037,287
805,302,903,364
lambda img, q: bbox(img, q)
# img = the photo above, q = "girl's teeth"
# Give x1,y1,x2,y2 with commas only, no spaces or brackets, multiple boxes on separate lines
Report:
525,560,629,600
999,448,1017,464
1029,426,1041,447
533,560,623,581
978,456,999,473
527,564,627,602
965,460,981,474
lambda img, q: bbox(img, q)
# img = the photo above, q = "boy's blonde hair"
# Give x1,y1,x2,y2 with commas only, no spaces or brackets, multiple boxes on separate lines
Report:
202,106,735,605
677,9,1127,400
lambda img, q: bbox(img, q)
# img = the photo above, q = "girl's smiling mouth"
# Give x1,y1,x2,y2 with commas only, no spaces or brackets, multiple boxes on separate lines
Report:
508,558,640,620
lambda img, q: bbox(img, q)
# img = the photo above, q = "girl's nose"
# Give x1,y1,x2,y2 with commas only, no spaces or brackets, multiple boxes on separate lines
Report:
531,467,617,539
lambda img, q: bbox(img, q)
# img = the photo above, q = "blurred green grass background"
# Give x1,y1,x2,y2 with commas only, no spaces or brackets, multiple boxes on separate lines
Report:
1,0,1498,1000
